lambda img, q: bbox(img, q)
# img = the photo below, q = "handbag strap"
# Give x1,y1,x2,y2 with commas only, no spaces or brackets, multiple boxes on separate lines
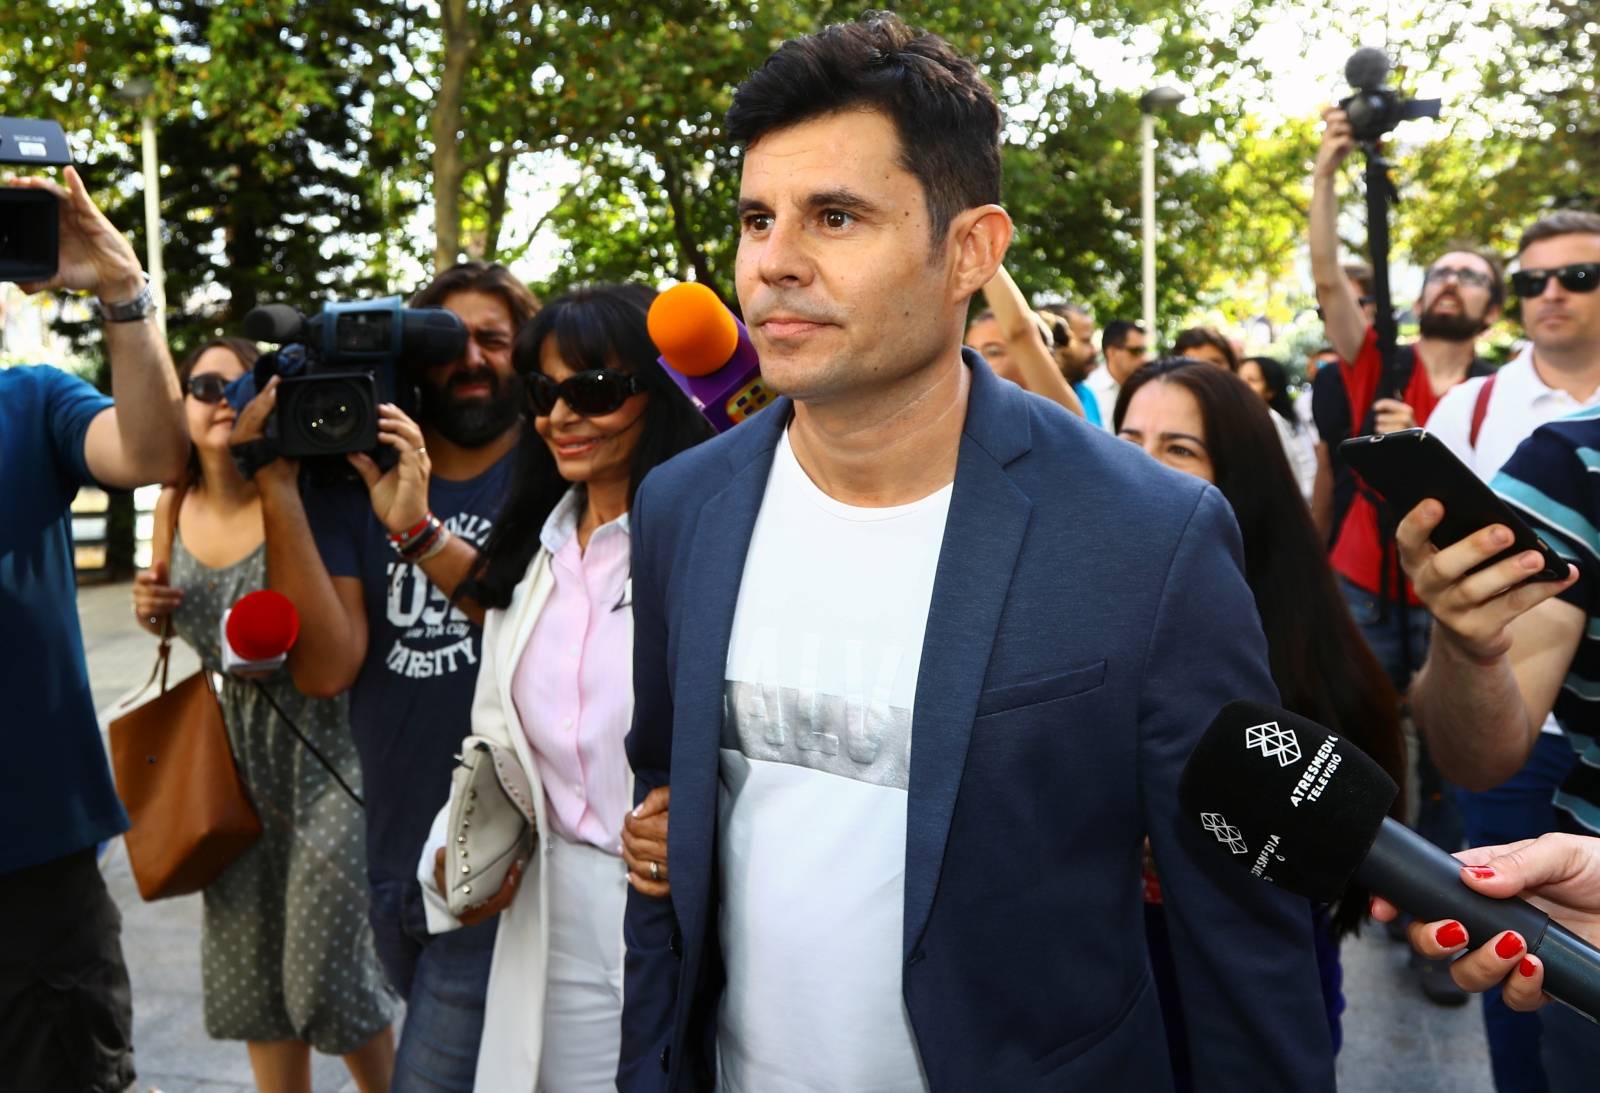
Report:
249,681,364,809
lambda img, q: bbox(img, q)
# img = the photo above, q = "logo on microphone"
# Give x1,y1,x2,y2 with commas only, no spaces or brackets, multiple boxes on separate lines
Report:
1200,812,1249,855
1246,721,1302,767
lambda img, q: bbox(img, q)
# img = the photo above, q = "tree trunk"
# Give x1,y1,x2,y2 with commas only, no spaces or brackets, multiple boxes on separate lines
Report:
480,147,515,262
432,0,475,272
656,145,726,301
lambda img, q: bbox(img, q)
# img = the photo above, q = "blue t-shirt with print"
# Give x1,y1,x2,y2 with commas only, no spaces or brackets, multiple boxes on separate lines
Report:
0,365,125,874
304,447,518,884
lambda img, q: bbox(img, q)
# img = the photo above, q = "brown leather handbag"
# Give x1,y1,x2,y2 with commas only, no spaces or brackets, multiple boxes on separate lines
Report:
108,489,261,901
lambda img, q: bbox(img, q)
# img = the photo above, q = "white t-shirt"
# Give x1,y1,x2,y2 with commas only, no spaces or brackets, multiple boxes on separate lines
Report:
1084,365,1120,432
1429,345,1600,737
1270,407,1317,502
717,427,948,1093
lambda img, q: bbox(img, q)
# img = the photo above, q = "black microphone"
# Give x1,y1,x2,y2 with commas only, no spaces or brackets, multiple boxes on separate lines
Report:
1180,700,1600,1022
1344,47,1391,91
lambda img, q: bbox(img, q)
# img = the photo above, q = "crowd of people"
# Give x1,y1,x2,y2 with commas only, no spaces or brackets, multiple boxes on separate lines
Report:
6,11,1600,1093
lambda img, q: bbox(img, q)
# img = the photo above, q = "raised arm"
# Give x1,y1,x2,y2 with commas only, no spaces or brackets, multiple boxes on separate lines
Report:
1309,107,1368,366
12,167,186,488
979,267,1085,418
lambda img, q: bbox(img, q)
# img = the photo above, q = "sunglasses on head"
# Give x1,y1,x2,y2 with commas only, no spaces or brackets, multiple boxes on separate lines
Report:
526,369,642,417
1315,296,1377,322
187,373,230,404
1510,263,1600,299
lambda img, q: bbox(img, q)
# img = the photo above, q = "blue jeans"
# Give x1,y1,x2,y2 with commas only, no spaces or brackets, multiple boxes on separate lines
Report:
1338,577,1463,854
1458,732,1578,1093
369,876,499,1092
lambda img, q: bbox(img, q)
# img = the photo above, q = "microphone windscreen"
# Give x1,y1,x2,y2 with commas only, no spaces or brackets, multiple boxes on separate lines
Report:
242,304,306,344
1178,700,1398,902
225,590,301,661
1344,47,1391,91
648,282,739,377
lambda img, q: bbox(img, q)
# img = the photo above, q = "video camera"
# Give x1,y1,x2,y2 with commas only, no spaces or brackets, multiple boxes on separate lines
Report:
0,117,73,283
1339,47,1441,143
227,296,467,460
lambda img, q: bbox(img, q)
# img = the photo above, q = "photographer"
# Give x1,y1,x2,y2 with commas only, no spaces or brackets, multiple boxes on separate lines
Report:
230,261,537,1091
0,165,187,1093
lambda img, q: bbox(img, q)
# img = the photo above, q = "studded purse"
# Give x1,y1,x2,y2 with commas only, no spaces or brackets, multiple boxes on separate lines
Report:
443,736,538,918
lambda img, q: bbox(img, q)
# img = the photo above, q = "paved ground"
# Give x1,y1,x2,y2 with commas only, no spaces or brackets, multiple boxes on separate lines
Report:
78,579,1496,1091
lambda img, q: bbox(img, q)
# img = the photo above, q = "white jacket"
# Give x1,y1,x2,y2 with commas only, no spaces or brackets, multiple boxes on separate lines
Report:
414,547,572,1091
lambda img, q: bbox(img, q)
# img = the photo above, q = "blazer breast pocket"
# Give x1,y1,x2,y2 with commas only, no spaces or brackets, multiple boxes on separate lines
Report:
975,659,1107,719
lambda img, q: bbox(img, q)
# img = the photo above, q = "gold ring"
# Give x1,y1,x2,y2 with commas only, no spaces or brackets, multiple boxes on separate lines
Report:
649,860,660,882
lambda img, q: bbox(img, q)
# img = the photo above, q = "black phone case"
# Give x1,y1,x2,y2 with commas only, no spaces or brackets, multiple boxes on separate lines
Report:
1338,429,1568,582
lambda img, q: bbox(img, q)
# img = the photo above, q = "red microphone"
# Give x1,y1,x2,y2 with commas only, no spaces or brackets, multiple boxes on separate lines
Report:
222,590,300,674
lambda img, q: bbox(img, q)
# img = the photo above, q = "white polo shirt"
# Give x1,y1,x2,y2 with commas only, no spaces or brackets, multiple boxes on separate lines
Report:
1429,345,1600,736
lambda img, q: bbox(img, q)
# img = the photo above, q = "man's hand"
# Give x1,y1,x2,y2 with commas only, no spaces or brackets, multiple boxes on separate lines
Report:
623,786,670,898
1372,398,1417,434
1395,499,1577,661
7,166,144,303
229,376,299,492
1314,106,1356,182
348,404,431,535
432,846,522,927
1371,833,1600,1011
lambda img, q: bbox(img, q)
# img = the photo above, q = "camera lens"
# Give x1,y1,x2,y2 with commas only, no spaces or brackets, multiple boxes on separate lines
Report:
297,379,369,447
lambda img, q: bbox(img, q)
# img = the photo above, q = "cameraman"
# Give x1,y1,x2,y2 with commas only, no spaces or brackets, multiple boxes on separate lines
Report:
231,262,536,1091
0,166,187,1093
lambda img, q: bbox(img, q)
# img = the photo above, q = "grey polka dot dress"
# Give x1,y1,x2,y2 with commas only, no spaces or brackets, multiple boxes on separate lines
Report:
169,533,400,1055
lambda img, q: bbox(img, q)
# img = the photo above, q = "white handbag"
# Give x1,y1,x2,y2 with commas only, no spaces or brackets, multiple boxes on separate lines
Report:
444,735,538,918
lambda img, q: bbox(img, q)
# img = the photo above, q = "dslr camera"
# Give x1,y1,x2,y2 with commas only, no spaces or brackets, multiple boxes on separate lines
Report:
230,296,467,459
0,117,73,283
1339,48,1441,143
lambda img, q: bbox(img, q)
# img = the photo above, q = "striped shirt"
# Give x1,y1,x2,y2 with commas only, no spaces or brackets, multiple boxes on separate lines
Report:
1493,406,1600,834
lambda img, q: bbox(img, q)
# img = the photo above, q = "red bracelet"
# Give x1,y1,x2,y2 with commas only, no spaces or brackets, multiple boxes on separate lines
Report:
389,513,434,545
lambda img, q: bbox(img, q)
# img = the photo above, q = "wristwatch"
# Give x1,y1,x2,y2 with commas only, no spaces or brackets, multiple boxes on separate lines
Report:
98,273,156,323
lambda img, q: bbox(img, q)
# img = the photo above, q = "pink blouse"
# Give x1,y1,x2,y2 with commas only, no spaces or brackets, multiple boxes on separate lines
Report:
510,489,633,854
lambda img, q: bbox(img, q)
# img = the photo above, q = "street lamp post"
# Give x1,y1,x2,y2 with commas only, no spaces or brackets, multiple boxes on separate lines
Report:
115,78,165,335
1139,86,1185,340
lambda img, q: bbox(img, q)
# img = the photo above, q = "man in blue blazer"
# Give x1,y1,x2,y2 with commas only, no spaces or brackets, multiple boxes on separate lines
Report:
620,14,1335,1092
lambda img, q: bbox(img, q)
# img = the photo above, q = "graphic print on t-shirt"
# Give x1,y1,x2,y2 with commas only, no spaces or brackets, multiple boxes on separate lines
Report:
381,511,494,680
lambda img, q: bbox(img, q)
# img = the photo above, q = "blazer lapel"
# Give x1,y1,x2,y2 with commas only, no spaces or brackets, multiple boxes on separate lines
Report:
669,405,790,944
902,358,1034,957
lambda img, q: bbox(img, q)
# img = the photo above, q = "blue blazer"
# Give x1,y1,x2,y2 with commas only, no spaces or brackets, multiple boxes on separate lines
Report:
620,353,1335,1092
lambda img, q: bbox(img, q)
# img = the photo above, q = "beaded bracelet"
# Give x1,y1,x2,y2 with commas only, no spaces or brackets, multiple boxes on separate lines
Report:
388,513,434,549
389,513,442,559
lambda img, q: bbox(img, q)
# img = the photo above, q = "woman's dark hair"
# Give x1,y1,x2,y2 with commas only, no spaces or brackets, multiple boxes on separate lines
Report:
178,337,261,487
1114,358,1404,937
1242,355,1299,431
725,12,1000,247
464,284,715,609
1171,326,1239,372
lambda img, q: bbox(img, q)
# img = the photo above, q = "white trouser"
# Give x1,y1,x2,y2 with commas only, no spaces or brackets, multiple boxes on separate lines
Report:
538,833,628,1093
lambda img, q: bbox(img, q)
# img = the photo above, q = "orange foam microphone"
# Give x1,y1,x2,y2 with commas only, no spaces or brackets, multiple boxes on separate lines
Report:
647,282,774,432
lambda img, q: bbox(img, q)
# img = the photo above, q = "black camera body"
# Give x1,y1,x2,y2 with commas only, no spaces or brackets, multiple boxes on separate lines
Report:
1338,47,1441,143
0,117,73,283
230,296,468,460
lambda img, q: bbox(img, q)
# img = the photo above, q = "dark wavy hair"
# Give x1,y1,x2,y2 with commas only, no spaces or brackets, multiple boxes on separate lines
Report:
1114,358,1405,937
1242,355,1299,432
462,284,715,609
179,336,261,488
1171,326,1239,372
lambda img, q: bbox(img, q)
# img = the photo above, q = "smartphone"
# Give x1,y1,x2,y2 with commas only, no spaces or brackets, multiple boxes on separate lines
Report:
1338,428,1568,582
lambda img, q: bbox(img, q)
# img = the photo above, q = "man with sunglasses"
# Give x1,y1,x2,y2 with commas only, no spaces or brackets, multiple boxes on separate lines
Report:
231,261,537,1091
1393,210,1600,1091
1083,318,1147,430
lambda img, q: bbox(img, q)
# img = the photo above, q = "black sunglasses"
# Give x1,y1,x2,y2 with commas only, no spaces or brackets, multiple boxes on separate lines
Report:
1510,263,1600,299
187,373,230,404
526,369,641,417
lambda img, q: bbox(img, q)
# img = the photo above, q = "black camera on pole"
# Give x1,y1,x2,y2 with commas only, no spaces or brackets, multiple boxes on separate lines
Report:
229,296,467,460
1339,48,1441,143
0,117,73,283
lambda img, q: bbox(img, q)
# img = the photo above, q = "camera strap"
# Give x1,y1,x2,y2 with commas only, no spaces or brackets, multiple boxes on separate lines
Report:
230,437,282,482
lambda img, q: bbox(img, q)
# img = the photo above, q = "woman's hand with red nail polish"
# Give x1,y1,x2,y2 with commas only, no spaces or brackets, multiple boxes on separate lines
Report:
1503,955,1548,1012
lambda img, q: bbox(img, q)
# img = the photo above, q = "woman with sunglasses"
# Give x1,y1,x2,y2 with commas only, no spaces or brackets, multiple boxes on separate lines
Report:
131,339,399,1092
415,283,713,1091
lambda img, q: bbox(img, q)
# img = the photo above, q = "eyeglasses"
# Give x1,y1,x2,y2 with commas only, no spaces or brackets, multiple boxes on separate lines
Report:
526,369,642,417
1510,263,1600,299
1121,344,1149,358
187,373,230,404
1425,266,1495,290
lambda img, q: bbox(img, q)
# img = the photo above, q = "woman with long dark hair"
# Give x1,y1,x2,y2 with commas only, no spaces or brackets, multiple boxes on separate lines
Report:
131,338,399,1092
1113,357,1405,1067
414,283,713,1090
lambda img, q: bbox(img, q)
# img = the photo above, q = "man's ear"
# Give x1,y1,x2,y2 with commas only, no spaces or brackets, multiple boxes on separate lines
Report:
949,204,1013,303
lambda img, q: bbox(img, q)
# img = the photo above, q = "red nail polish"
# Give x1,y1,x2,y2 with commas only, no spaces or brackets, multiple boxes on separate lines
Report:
1495,932,1525,959
1518,958,1537,978
1436,921,1468,948
1465,866,1496,879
